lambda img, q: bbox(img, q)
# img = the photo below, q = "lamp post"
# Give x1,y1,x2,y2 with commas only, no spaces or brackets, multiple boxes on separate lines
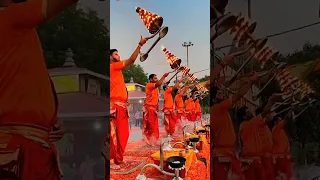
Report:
182,41,193,67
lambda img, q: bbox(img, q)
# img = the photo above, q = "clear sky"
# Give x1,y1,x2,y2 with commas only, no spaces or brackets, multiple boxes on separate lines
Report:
214,0,320,56
109,0,210,81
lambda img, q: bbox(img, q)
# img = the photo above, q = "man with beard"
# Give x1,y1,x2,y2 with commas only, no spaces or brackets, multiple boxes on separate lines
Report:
237,94,278,180
0,0,80,179
272,115,293,180
143,73,169,145
109,36,147,166
162,79,181,136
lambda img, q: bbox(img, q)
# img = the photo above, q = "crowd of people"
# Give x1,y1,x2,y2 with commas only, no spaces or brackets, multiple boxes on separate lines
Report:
109,36,207,170
211,55,294,180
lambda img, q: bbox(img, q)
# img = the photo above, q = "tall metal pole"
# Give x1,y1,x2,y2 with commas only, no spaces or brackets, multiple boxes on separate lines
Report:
182,41,194,67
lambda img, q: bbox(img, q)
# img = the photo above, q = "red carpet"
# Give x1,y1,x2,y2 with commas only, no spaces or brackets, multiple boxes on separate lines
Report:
110,131,210,180
110,156,148,175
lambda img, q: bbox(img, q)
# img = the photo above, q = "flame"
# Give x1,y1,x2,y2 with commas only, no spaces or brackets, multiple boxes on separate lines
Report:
136,7,161,33
188,74,197,82
161,46,180,65
182,66,190,75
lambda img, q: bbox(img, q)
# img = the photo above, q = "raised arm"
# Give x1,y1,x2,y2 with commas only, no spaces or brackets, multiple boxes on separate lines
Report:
172,78,183,91
122,36,147,68
155,73,169,88
231,72,260,104
211,55,235,80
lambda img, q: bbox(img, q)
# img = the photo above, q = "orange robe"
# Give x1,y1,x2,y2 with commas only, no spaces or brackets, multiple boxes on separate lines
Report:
175,92,185,124
0,1,60,179
185,98,196,121
211,99,243,180
143,83,159,145
195,100,202,120
240,116,267,180
109,61,129,164
163,87,176,135
272,120,293,180
259,124,275,180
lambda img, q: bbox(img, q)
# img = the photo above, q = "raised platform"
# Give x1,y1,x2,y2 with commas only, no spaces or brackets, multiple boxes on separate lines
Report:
110,129,210,180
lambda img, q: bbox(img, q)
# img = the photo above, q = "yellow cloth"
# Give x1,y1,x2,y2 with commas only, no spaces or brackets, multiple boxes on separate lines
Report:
151,149,197,173
183,135,208,148
200,134,207,144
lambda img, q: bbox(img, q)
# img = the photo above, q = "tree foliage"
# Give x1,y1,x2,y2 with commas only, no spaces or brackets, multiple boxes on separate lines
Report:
122,64,148,85
37,5,109,75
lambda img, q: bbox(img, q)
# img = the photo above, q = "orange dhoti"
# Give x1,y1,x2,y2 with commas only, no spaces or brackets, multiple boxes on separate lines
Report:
274,155,293,180
143,106,159,145
0,127,61,180
186,111,197,122
110,104,129,164
262,155,275,180
242,159,267,180
175,110,185,130
163,109,176,135
212,155,243,180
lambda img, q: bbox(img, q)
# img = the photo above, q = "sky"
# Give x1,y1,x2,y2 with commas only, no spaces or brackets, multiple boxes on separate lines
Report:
79,0,320,76
109,0,210,81
214,0,320,56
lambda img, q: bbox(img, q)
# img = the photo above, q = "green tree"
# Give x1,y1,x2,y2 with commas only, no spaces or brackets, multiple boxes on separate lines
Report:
37,5,109,75
122,64,148,85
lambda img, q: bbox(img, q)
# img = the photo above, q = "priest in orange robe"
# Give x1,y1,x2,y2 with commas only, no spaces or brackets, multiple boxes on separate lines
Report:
237,95,278,180
255,107,275,180
163,79,182,136
143,73,169,145
211,55,260,180
175,88,188,128
185,94,196,122
272,115,293,180
195,97,202,121
110,36,147,166
0,0,81,179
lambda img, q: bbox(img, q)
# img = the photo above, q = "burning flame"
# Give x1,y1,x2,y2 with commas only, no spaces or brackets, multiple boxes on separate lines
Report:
161,45,180,65
161,44,166,51
181,66,190,75
136,7,161,34
188,74,197,82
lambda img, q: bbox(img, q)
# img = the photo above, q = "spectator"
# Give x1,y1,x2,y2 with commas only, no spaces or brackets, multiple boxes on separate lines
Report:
135,111,139,127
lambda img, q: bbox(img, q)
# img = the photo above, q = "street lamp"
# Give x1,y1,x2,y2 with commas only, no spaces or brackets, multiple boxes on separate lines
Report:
182,41,193,67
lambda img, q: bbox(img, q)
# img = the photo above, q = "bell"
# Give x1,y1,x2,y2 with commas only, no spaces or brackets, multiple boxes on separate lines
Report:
161,45,182,69
136,7,163,34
